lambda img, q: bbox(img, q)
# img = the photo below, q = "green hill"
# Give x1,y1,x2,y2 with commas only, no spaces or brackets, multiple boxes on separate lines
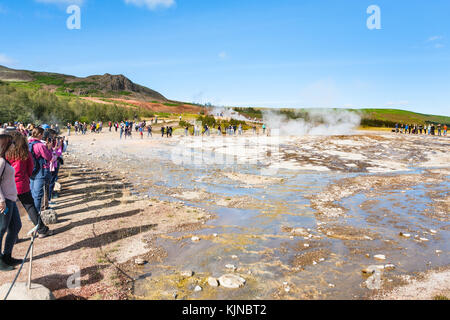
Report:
0,65,167,101
233,107,450,127
356,109,450,127
0,79,154,124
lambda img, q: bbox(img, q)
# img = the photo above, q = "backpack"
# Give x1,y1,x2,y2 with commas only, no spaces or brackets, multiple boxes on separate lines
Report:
29,140,45,179
0,158,10,184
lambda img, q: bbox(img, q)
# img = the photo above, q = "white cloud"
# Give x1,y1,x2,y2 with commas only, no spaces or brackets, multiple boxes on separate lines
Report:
124,0,175,10
425,36,445,49
0,54,17,66
218,51,228,60
427,35,444,42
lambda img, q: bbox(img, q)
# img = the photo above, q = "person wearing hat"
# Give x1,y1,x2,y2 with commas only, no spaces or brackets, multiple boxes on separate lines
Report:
0,129,23,270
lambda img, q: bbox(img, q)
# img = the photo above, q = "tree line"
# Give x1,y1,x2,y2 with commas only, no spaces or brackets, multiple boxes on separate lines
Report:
0,81,154,125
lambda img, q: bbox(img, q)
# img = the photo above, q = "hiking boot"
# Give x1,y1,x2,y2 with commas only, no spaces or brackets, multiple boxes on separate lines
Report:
1,254,21,267
38,229,54,239
0,257,14,271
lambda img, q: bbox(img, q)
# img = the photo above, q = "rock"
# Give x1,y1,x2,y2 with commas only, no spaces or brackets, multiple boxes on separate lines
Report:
134,258,146,265
284,286,291,293
328,283,335,288
365,273,382,290
191,236,200,242
207,277,219,287
399,232,411,238
218,274,246,289
54,182,61,192
40,209,58,225
213,233,218,237
436,250,442,254
362,265,384,274
419,237,429,242
304,243,310,248
374,254,386,260
0,282,55,300
231,255,238,260
430,229,437,234
363,235,373,241
225,264,237,271
181,270,194,277
194,285,202,292
291,228,308,236
384,264,396,270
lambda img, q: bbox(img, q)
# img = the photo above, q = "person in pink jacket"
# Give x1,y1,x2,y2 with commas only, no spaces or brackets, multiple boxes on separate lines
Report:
28,127,53,213
6,132,52,238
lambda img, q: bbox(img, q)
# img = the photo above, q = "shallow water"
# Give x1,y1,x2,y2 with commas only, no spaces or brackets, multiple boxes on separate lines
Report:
70,134,450,299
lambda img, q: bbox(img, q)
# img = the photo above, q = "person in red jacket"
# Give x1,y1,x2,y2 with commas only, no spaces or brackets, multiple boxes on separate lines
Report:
6,132,52,238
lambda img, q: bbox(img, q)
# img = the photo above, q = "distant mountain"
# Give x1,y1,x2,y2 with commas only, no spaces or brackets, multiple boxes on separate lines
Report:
0,65,167,101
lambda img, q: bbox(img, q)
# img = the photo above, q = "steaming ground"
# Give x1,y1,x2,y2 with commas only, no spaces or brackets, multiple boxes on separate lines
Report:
262,109,362,136
65,130,449,300
171,131,449,174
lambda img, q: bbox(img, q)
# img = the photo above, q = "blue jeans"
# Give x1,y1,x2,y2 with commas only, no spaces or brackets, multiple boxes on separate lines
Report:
49,166,60,202
30,170,50,211
0,199,22,255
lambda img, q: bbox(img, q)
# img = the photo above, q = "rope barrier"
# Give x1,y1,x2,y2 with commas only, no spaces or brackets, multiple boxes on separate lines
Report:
3,213,41,300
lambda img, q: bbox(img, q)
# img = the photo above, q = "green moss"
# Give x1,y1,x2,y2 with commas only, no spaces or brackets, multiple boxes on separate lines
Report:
32,74,67,86
163,102,180,107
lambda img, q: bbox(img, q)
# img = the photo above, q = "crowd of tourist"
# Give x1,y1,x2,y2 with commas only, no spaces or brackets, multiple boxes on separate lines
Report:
394,123,448,136
0,122,65,271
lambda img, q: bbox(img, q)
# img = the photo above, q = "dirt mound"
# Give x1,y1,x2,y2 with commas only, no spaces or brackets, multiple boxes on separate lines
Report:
0,65,33,82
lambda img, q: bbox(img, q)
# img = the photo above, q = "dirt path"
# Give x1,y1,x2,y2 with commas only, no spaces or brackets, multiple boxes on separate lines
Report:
0,158,212,300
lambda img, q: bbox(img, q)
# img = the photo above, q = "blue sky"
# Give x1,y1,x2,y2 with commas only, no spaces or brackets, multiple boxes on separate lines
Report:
1,0,449,116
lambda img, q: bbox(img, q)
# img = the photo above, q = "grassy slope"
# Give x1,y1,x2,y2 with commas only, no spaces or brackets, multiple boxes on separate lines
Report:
234,107,450,127
2,69,162,100
357,109,450,126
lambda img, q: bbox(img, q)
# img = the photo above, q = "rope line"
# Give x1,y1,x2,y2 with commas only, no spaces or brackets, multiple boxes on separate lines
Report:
3,213,41,300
